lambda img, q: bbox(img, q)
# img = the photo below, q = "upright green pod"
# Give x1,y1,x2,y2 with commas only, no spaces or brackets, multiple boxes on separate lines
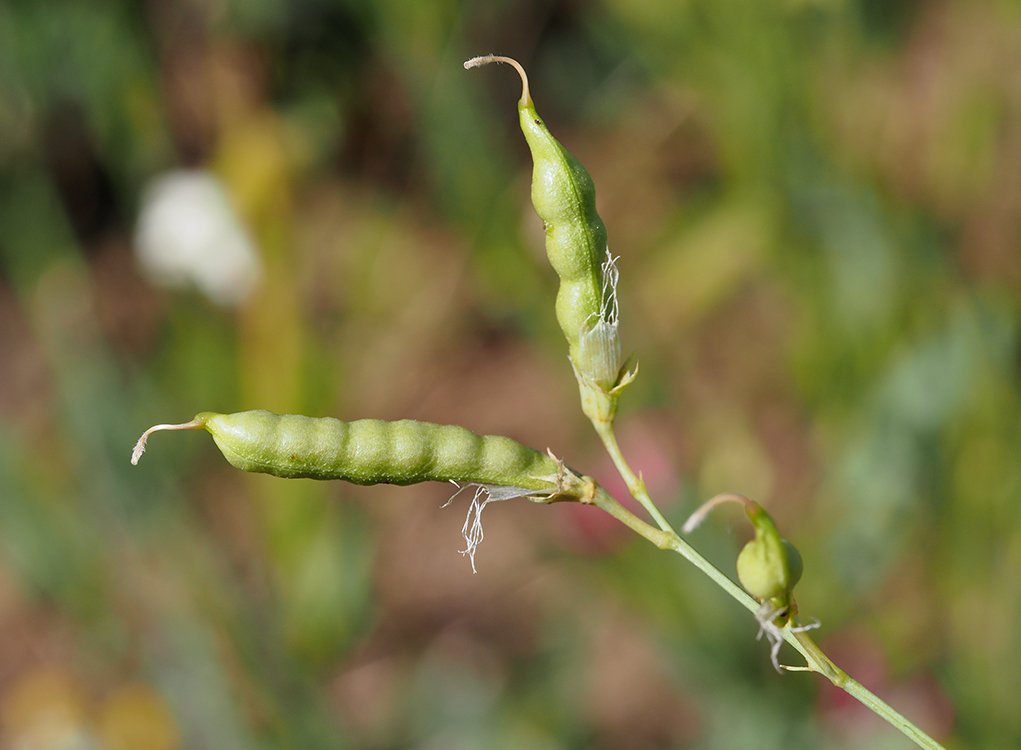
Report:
132,410,586,497
466,56,632,422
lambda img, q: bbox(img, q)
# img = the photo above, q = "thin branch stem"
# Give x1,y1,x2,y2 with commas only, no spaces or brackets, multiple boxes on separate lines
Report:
588,487,946,750
591,418,677,535
840,671,947,750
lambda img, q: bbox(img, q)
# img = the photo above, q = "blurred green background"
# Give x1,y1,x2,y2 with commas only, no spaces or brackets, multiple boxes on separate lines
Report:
1,0,1019,747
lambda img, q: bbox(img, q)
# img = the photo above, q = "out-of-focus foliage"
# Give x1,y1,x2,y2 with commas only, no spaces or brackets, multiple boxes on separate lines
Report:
1,0,1018,747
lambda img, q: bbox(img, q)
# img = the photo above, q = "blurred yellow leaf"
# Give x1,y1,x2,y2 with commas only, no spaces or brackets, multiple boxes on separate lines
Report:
2,668,91,749
98,683,180,750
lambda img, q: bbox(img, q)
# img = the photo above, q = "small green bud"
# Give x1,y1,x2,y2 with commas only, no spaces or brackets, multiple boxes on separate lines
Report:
739,504,802,606
684,493,803,606
683,499,816,672
737,535,803,602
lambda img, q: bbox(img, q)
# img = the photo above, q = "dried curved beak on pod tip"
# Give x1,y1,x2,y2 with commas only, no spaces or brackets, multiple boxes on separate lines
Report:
132,409,591,498
465,55,628,422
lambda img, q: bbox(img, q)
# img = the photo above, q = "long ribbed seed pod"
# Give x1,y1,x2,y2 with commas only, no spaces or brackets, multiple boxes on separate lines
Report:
132,410,572,494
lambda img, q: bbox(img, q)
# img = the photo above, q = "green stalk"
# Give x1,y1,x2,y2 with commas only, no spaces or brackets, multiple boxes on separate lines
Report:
588,487,946,750
591,418,677,536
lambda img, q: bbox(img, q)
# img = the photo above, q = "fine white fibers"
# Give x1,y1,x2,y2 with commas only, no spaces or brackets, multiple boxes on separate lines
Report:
755,602,821,673
578,248,623,387
599,248,620,326
446,482,535,573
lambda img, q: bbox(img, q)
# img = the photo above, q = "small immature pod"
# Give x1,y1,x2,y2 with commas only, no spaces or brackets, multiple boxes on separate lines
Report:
684,493,803,609
132,410,578,496
736,524,803,603
465,55,631,422
683,492,813,670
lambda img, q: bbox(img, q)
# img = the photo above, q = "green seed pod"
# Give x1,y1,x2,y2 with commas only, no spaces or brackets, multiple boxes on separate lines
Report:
735,504,803,606
517,91,607,369
132,410,572,494
466,55,630,421
684,493,803,606
684,493,813,671
737,535,803,602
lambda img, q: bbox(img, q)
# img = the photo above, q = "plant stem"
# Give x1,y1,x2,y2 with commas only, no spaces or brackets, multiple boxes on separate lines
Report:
588,487,946,750
591,418,677,535
839,670,947,750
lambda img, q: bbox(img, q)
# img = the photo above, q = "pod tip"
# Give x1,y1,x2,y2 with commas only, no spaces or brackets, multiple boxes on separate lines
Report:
130,418,205,465
464,54,531,107
682,492,756,534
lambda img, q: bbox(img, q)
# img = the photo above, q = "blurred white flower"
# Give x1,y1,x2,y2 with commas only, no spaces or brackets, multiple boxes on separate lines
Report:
134,170,261,306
